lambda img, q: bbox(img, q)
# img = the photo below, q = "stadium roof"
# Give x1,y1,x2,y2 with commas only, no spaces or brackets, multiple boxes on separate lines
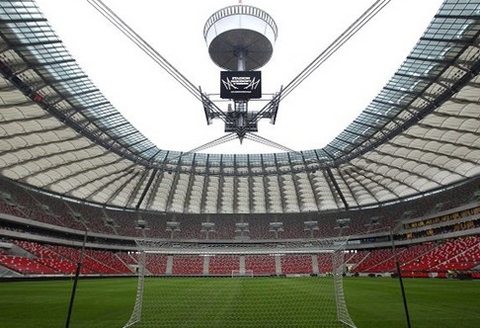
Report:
0,0,479,214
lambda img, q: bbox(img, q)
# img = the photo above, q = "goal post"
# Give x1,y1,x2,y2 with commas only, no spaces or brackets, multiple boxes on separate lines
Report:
123,238,356,328
123,251,145,328
231,269,253,277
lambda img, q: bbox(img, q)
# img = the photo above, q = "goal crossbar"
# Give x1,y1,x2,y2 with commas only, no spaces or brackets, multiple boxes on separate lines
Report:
137,238,346,255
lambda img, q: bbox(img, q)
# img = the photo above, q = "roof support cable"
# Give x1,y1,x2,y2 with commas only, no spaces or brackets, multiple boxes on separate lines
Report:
250,0,391,125
86,0,227,122
326,168,349,210
135,168,158,210
86,0,198,98
245,133,301,154
183,133,239,154
149,131,299,174
149,133,239,173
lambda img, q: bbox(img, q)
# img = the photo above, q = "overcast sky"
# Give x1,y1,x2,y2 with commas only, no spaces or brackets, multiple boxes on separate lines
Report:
34,0,444,154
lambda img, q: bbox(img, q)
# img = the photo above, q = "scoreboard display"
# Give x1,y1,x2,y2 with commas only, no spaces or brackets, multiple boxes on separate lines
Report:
220,71,262,100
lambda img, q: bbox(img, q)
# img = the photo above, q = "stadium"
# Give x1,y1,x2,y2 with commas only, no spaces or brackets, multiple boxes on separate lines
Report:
1,0,480,327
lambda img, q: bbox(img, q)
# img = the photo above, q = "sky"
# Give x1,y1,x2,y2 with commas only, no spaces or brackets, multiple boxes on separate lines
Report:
34,0,444,154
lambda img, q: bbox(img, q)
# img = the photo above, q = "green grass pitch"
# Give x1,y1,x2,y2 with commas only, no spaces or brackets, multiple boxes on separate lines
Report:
1,277,480,328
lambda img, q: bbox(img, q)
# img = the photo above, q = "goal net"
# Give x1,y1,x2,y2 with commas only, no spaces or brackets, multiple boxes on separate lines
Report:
124,238,356,328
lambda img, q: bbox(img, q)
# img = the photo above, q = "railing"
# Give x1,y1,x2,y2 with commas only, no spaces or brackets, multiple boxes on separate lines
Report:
203,5,278,40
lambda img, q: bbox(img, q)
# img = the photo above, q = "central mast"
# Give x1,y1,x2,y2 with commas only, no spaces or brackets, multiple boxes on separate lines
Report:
203,3,278,142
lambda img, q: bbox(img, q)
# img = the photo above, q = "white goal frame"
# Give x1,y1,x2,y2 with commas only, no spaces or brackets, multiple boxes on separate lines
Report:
124,237,357,328
231,269,254,277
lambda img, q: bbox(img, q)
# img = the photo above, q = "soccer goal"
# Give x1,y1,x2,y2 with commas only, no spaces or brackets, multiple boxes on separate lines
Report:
231,269,253,277
124,238,356,328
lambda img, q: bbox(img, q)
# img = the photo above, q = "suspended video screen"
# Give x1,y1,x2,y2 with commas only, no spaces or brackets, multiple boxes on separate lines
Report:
220,71,262,100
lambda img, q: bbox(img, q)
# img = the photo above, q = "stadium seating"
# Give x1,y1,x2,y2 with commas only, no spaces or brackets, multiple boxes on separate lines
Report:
208,255,240,275
245,255,276,275
2,178,477,242
171,255,204,275
281,255,313,275
0,255,57,274
2,236,480,278
116,252,139,266
46,245,125,274
145,254,167,275
85,249,132,274
317,253,334,273
350,235,480,276
2,177,480,278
